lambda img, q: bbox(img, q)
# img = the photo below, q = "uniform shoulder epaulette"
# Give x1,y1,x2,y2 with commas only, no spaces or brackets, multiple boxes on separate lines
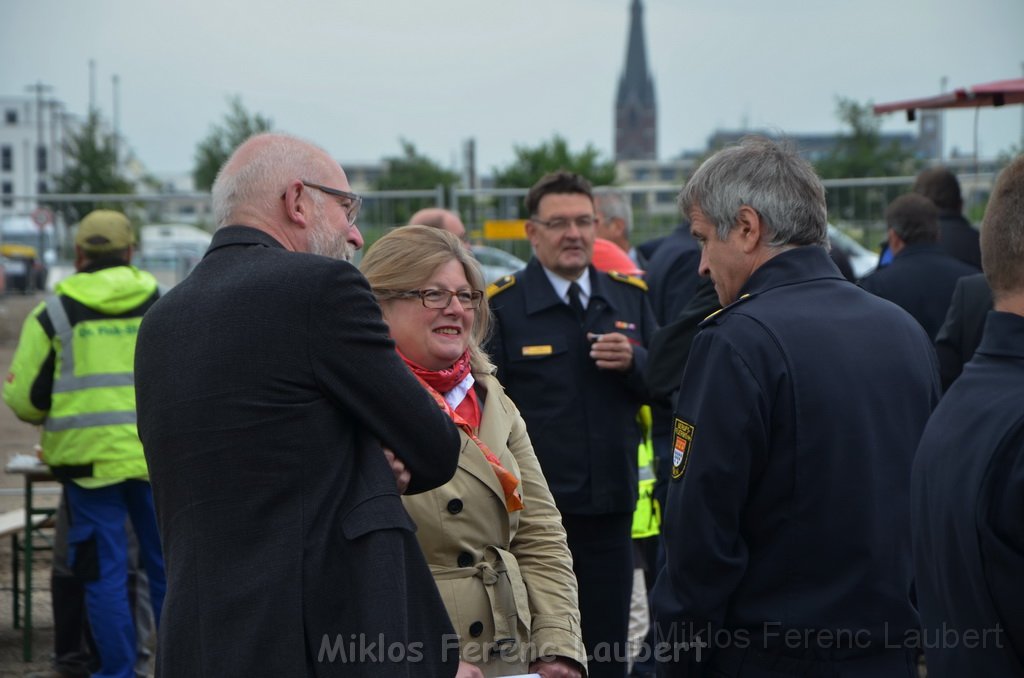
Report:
486,274,516,299
699,292,756,326
607,271,648,292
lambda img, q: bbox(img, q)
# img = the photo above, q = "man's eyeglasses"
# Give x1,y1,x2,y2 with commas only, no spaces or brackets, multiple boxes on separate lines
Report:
302,181,362,225
379,288,484,310
530,215,596,231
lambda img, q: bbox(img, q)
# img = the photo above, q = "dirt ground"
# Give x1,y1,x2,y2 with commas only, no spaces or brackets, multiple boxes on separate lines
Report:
0,291,66,676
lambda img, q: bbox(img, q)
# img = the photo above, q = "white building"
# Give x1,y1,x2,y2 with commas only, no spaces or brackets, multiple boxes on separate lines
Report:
0,94,70,217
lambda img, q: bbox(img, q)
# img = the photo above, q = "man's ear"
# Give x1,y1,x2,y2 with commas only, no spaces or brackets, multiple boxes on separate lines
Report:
735,205,763,254
887,227,904,255
524,220,539,246
283,180,310,227
610,217,627,239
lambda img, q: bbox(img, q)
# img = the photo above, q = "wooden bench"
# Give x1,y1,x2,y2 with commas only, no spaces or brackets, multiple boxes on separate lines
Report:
0,508,48,538
2,507,55,662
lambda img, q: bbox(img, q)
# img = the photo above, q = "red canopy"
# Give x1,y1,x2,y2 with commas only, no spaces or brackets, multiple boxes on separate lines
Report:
874,78,1024,119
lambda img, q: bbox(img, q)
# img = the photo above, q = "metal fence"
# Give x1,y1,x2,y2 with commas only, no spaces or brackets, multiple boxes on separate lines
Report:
1,171,999,268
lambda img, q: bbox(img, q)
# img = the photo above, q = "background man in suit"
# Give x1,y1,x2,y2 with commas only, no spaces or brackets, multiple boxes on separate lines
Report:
487,171,655,678
913,166,981,269
912,153,1024,677
860,193,978,338
934,272,993,391
595,190,645,269
409,207,468,244
134,133,462,677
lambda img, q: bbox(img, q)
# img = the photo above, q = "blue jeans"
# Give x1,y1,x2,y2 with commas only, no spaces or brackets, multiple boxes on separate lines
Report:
65,480,166,678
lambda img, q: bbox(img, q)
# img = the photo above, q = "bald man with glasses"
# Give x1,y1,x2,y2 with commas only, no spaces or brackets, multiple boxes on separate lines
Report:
134,133,461,677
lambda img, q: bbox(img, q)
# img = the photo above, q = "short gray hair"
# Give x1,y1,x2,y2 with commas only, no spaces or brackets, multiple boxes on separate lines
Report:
679,136,828,247
211,133,337,228
594,190,633,236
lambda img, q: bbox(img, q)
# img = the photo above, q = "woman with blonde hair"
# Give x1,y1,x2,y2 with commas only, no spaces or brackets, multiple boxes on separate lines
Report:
361,226,585,678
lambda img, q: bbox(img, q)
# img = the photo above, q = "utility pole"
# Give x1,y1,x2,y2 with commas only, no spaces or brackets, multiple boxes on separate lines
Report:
89,59,97,113
464,138,477,235
25,81,53,261
112,74,120,171
939,76,948,163
25,81,52,192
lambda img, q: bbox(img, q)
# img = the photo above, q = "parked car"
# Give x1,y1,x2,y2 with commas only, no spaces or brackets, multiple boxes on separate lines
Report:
828,225,877,280
1,243,46,293
471,245,527,284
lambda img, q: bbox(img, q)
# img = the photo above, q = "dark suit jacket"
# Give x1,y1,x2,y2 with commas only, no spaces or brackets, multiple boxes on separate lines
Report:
934,272,992,391
643,223,700,327
937,210,982,269
135,226,461,677
486,259,655,515
859,243,979,339
644,277,719,406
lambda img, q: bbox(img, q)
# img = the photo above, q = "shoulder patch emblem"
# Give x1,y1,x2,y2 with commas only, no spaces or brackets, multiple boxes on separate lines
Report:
486,274,516,299
608,271,648,292
671,418,695,481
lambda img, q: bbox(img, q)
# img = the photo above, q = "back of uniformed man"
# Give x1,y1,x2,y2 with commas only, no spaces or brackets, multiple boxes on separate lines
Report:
911,153,1024,677
859,193,978,339
486,171,656,678
651,137,940,677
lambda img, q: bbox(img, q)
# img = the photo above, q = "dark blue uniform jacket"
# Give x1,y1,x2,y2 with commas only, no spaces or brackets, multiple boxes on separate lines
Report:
912,311,1024,678
653,246,940,674
859,242,978,339
486,258,655,515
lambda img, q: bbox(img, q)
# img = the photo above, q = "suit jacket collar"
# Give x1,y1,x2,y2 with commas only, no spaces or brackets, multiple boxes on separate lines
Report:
739,244,845,298
205,225,285,258
976,311,1024,360
893,242,944,260
522,258,618,316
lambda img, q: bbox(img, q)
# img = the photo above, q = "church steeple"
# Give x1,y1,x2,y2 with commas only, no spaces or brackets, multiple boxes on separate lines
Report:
615,0,657,161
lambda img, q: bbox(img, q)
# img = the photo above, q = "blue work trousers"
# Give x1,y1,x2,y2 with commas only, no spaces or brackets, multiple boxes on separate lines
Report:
65,480,166,678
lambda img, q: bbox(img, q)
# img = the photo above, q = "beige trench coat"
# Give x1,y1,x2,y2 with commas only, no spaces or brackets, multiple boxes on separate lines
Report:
402,373,586,676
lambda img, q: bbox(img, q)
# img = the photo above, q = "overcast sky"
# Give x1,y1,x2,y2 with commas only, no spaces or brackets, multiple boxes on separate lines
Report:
3,0,1022,179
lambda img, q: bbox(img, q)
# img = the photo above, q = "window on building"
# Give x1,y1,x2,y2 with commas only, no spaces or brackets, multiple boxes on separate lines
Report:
2,181,12,208
37,146,47,172
37,180,48,194
1,145,11,171
4,109,17,125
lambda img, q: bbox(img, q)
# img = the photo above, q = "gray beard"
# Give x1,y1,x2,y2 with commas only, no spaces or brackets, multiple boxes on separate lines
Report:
308,216,354,262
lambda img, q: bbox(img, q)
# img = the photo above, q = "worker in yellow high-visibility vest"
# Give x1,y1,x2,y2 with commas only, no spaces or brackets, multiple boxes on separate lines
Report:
627,405,660,673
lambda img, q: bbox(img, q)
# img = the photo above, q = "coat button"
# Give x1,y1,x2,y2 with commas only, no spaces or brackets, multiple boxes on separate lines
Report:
447,498,463,514
457,551,474,568
469,621,484,637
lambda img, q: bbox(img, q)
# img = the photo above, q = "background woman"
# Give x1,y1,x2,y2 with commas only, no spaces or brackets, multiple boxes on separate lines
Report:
361,226,585,678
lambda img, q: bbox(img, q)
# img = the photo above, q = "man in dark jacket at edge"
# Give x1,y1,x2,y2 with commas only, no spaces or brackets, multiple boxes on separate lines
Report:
652,137,939,677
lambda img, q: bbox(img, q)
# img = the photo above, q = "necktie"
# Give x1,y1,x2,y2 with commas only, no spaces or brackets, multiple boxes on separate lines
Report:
568,282,585,321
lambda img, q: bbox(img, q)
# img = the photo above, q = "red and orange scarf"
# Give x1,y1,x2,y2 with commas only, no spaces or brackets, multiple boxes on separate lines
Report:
399,349,523,512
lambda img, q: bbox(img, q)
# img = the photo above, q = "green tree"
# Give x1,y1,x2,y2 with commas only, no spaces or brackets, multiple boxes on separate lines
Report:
193,96,273,191
370,140,460,228
51,109,134,224
374,139,459,192
493,135,617,189
816,97,920,179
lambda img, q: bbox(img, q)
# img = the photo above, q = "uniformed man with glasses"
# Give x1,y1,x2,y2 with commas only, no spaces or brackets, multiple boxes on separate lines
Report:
485,171,656,678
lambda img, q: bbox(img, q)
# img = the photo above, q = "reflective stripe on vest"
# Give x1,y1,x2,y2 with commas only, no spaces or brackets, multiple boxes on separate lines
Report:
42,295,137,433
